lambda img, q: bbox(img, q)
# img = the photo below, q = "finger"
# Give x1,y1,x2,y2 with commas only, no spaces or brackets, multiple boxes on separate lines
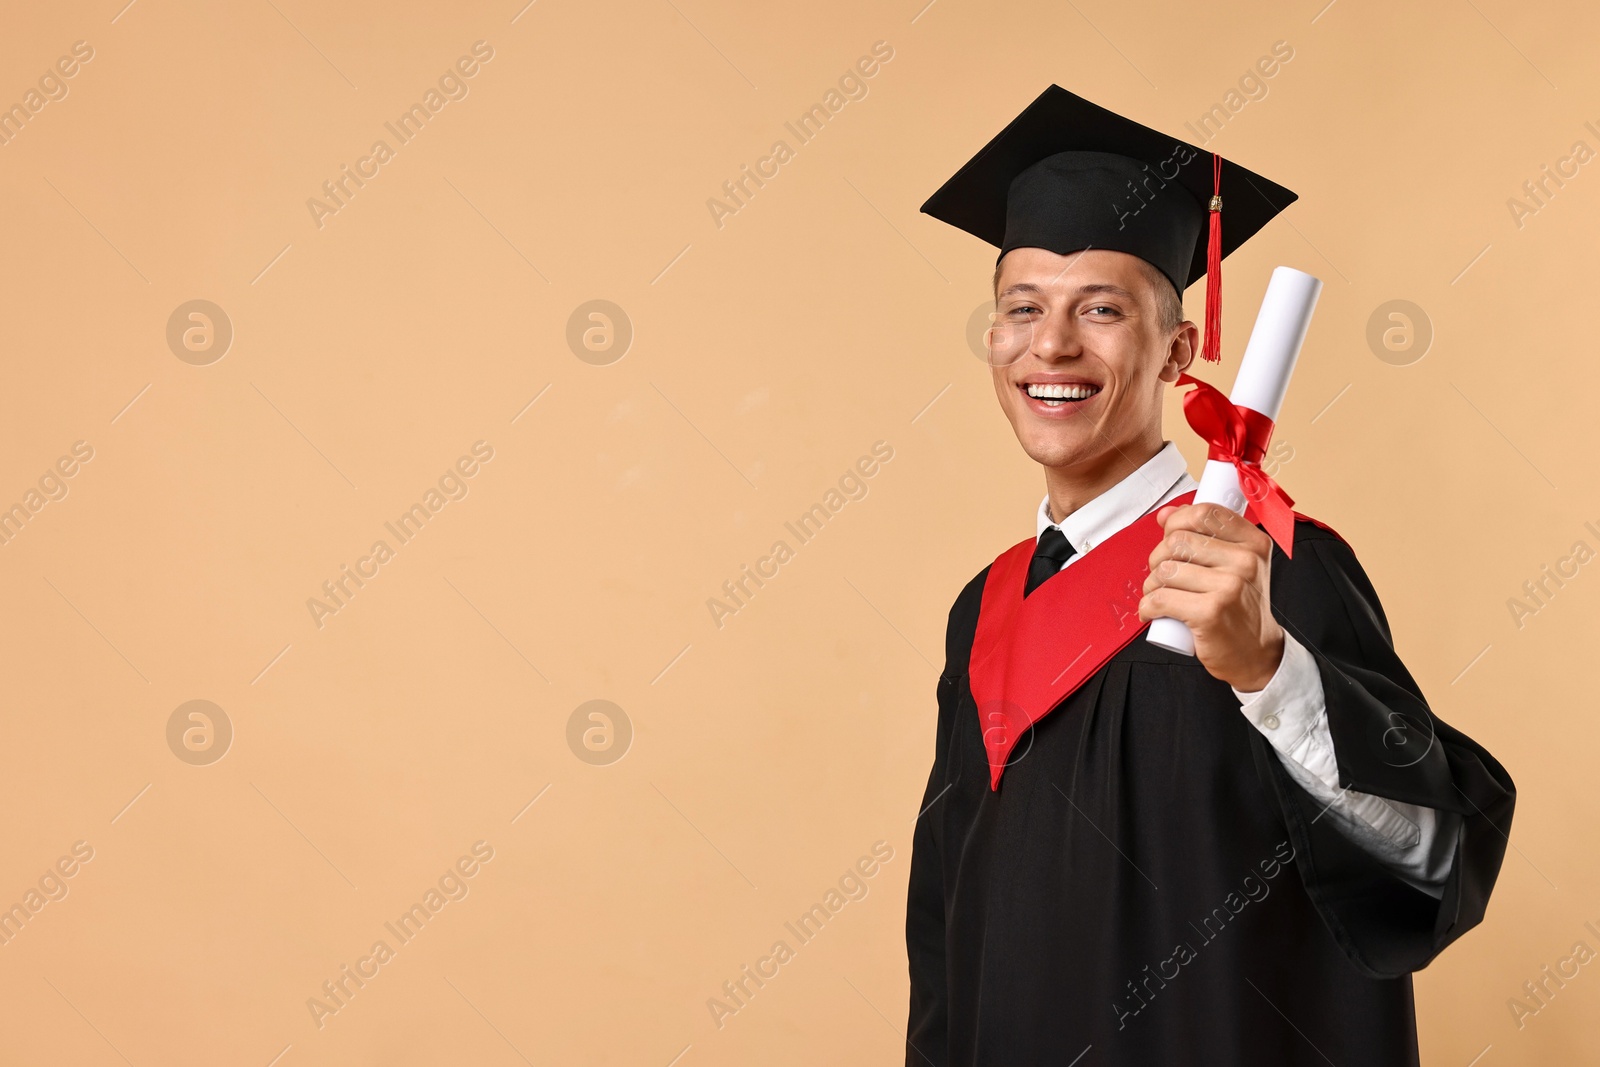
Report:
1138,585,1219,626
1148,530,1257,572
1142,559,1240,596
1159,503,1267,549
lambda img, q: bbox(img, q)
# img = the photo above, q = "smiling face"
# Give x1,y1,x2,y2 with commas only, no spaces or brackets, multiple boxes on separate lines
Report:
987,246,1198,490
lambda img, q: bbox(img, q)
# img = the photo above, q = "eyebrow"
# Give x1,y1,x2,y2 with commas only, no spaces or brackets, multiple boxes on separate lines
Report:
997,281,1136,300
1076,283,1136,299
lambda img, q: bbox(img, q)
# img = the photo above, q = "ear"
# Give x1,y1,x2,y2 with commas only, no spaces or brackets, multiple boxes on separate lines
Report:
1158,321,1200,383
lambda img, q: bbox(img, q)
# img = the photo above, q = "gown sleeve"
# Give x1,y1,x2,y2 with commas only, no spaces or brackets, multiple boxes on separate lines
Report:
1233,633,1461,896
1257,522,1517,979
905,567,986,1067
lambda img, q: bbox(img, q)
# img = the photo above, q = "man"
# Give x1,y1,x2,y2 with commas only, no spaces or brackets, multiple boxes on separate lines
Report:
905,86,1514,1066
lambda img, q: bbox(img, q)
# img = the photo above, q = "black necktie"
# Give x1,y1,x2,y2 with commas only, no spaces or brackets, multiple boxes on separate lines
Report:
1025,526,1077,596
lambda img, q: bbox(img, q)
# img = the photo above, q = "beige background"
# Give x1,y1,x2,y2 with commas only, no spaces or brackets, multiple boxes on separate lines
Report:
0,0,1593,1063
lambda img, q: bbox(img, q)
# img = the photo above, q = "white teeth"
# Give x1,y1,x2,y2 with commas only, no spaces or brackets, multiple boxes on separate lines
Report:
1025,383,1100,400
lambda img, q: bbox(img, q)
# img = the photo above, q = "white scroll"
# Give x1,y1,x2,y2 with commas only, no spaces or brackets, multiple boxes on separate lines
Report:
1145,266,1324,657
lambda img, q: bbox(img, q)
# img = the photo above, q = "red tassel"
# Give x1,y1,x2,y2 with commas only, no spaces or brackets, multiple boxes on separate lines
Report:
1201,152,1223,363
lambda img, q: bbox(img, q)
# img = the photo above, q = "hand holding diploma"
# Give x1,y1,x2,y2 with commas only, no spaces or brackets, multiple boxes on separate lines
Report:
1144,266,1323,661
1139,500,1287,691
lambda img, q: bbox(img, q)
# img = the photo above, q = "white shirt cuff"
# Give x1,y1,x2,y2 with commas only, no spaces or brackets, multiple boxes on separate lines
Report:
1232,632,1323,752
1231,632,1453,895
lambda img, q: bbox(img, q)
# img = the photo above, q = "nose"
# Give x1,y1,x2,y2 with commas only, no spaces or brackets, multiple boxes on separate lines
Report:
1028,309,1081,364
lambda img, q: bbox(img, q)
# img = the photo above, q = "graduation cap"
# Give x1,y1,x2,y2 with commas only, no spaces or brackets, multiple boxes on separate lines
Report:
920,85,1296,362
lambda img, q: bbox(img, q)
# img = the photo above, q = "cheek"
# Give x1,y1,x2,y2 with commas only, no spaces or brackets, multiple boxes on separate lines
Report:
1102,370,1161,420
990,368,1015,406
1108,343,1164,392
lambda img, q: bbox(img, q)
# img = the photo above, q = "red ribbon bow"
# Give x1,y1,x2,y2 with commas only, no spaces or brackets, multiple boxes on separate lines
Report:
1175,372,1296,558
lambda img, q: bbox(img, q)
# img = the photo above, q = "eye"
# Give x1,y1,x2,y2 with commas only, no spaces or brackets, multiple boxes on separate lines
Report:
1085,304,1121,317
1004,304,1040,317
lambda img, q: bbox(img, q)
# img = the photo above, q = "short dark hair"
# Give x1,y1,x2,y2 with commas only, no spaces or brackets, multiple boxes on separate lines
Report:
1133,258,1185,335
992,255,1184,335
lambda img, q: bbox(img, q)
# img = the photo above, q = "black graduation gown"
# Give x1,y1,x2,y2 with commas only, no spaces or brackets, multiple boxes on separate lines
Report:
905,518,1516,1066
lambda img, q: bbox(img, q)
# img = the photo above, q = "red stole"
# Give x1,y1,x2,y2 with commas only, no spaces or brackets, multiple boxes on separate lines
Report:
968,491,1346,790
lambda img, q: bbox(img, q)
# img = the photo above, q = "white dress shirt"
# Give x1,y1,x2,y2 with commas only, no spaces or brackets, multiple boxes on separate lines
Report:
1034,441,1459,897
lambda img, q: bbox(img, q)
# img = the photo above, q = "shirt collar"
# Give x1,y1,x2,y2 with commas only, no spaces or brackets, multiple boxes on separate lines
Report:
1035,441,1195,554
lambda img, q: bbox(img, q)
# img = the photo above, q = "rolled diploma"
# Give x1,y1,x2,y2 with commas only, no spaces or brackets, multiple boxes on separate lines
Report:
1145,265,1323,657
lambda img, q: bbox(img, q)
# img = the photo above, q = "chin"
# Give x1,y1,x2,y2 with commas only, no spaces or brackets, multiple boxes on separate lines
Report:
1016,428,1096,470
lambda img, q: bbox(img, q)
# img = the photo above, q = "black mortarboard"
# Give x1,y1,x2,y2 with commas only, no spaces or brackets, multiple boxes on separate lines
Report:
920,85,1297,362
